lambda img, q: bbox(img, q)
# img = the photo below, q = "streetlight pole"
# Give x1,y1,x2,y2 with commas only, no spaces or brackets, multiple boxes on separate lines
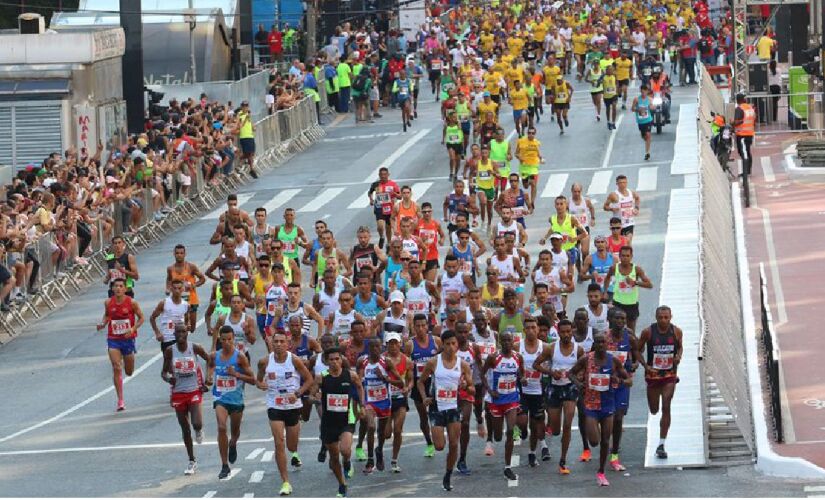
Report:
186,0,197,84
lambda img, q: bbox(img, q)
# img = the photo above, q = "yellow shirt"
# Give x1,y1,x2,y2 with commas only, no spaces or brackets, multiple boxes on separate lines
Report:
542,65,561,87
516,136,541,165
480,33,495,52
554,81,570,103
510,88,529,111
477,99,499,119
506,67,524,87
603,75,618,98
573,34,589,55
534,22,548,41
615,58,633,81
756,36,775,60
484,73,502,95
507,37,525,56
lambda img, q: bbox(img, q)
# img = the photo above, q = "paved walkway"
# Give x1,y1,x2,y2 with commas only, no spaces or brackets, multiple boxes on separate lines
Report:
744,132,825,467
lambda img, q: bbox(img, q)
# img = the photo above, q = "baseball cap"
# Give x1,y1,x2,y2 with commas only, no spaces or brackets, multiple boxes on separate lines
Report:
483,91,491,97
549,233,563,240
389,290,405,304
384,332,402,344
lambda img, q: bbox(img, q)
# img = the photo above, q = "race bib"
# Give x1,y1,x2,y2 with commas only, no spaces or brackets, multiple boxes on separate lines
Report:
267,301,282,316
416,362,427,376
478,343,496,360
594,272,606,286
608,350,628,365
407,301,427,313
448,212,458,225
524,368,541,380
652,353,674,370
588,373,610,391
512,206,526,218
556,92,567,101
235,340,246,353
432,60,442,70
605,85,616,95
448,133,461,143
459,259,473,274
479,170,491,179
356,256,372,271
327,393,349,412
109,268,126,280
174,357,196,375
216,375,237,392
367,384,388,402
399,87,409,96
111,319,131,336
282,241,296,254
497,374,517,394
436,384,458,405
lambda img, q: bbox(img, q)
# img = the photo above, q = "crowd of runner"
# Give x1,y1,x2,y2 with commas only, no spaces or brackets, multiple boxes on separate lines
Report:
90,0,730,496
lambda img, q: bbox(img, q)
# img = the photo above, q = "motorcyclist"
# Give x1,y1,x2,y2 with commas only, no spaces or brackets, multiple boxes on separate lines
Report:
649,64,671,124
710,114,726,152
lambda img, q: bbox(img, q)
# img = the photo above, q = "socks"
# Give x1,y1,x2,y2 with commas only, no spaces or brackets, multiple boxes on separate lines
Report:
659,438,666,446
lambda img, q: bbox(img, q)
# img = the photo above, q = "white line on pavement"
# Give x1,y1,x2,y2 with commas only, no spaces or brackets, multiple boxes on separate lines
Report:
636,167,658,191
805,486,825,492
262,188,301,214
261,450,274,462
223,468,242,481
245,448,265,461
600,114,625,170
508,480,519,488
411,182,434,202
202,193,254,220
540,173,569,198
506,129,517,142
587,170,613,195
203,491,217,498
249,471,265,483
298,187,345,213
243,494,254,498
323,132,402,142
761,156,775,183
361,128,432,182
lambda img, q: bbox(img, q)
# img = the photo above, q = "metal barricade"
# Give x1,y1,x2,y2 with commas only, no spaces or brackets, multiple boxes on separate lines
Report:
760,263,784,442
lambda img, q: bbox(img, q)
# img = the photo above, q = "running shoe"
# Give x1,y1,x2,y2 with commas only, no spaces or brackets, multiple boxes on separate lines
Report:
528,453,537,468
656,444,668,459
424,444,436,458
484,442,495,456
621,104,627,110
337,484,347,497
456,460,471,475
596,115,601,122
559,463,571,475
355,446,367,462
375,447,384,471
195,430,204,445
318,443,327,463
116,399,125,412
279,481,293,496
291,452,302,468
512,426,521,445
596,472,610,487
184,460,197,476
391,460,402,473
218,464,231,480
609,455,626,472
644,153,651,161
541,447,551,462
228,444,237,464
363,459,375,474
579,449,592,462
344,461,353,479
442,472,453,491
504,467,518,481
564,118,570,127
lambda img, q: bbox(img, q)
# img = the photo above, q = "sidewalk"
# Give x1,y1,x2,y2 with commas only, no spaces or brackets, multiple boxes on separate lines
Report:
744,132,825,468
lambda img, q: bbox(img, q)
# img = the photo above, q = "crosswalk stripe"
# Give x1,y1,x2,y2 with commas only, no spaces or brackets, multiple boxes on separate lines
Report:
249,471,265,483
243,493,255,498
261,450,274,462
636,167,658,191
203,491,217,498
540,173,569,198
225,468,243,481
347,191,371,209
805,486,825,493
411,182,434,202
299,187,346,213
202,193,254,220
245,447,265,461
262,189,301,214
587,170,613,195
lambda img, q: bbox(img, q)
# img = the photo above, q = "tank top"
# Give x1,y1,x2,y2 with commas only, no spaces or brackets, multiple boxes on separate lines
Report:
590,252,615,292
603,74,618,98
607,236,628,259
569,197,590,228
411,335,438,381
519,340,544,395
107,253,135,290
646,323,678,379
331,309,356,347
473,330,497,365
489,139,511,176
351,244,378,276
496,220,519,239
476,158,495,189
277,225,300,260
445,193,470,226
416,219,439,262
313,353,329,377
225,312,249,353
534,267,564,312
317,286,340,319
355,292,381,319
160,297,189,342
587,304,609,335
588,67,603,92
490,353,521,405
433,353,462,411
169,264,199,305
551,214,577,251
382,308,407,338
404,279,431,318
611,189,636,228
387,354,408,399
551,340,578,386
573,327,595,353
551,249,569,274
395,201,419,234
251,273,274,314
613,264,639,305
583,352,614,411
290,334,312,361
401,237,420,261
439,271,468,313
481,284,504,311
554,82,570,103
451,244,475,278
320,368,356,426
107,296,136,340
362,358,392,410
498,311,524,346
213,349,244,405
457,344,479,387
235,242,251,280
252,224,272,256
445,124,464,145
636,95,653,124
489,254,517,289
384,256,403,290
264,283,289,329
171,343,201,394
266,352,303,410
286,301,312,337
606,328,633,372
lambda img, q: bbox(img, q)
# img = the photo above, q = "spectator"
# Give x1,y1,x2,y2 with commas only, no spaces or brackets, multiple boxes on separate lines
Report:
679,29,697,85
268,25,284,62
323,58,340,111
336,56,354,113
254,24,270,65
303,63,321,118
756,27,776,62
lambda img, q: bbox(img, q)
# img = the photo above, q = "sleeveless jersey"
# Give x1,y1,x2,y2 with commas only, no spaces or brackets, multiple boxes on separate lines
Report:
433,353,462,411
550,340,578,386
213,349,244,405
490,353,521,405
266,352,303,410
107,296,136,340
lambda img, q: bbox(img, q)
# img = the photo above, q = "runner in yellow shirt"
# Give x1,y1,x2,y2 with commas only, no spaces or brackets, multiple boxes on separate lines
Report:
515,127,543,210
615,53,634,109
509,79,530,137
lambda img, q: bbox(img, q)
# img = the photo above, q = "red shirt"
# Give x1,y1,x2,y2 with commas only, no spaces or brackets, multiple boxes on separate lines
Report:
268,31,283,54
416,219,440,262
388,59,405,79
369,180,400,215
107,296,136,340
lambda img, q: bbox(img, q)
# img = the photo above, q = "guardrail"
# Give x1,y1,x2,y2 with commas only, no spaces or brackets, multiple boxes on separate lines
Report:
0,96,324,340
759,262,784,443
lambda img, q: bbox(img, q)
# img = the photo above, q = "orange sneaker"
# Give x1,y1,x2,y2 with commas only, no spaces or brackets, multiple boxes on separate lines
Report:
559,464,571,475
578,449,592,462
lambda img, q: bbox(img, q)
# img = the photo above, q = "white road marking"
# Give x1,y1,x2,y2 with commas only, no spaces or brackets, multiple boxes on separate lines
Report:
298,187,345,213
361,128,432,182
510,455,520,467
221,468,242,481
261,450,274,462
587,170,613,195
540,173,569,198
249,471,265,483
262,188,301,214
347,191,372,209
805,486,825,492
202,193,254,220
203,491,217,498
761,156,775,182
600,114,625,170
506,129,517,141
411,182,434,202
323,132,402,142
246,448,265,461
243,494,254,498
784,154,795,173
635,167,658,191
508,479,519,488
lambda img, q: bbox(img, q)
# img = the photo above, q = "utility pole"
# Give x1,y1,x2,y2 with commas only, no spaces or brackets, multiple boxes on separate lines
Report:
306,0,318,61
186,0,197,83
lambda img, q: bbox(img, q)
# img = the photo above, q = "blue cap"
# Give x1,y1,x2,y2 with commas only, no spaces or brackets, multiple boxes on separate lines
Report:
483,91,491,97
213,121,223,130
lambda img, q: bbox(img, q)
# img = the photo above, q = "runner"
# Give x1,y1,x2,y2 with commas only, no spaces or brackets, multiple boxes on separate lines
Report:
615,52,633,109
210,325,256,480
443,179,478,236
604,308,641,473
285,313,322,423
150,280,191,352
162,324,211,475
209,194,254,245
416,203,446,282
603,246,653,333
392,69,413,131
166,244,206,329
274,208,309,268
489,128,513,200
443,113,465,181
495,174,532,230
508,78,530,138
359,337,403,473
584,58,604,122
603,65,619,130
252,254,276,335
405,313,443,458
487,239,526,309
96,278,145,411
603,174,641,245
581,237,615,300
367,168,401,249
437,254,475,321
631,84,654,160
104,235,139,297
417,330,475,491
350,227,387,286
569,183,596,269
454,320,477,475
551,75,573,134
326,289,366,348
256,331,314,495
383,331,413,472
515,127,543,209
637,305,682,460
472,145,498,227
390,186,421,237
252,207,277,257
517,317,546,468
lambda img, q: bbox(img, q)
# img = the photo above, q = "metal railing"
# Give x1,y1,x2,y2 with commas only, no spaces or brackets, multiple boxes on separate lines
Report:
759,263,783,443
0,96,325,339
744,91,825,135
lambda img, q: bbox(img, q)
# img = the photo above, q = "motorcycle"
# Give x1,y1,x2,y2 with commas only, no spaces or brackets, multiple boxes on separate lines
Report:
711,112,734,174
651,91,667,134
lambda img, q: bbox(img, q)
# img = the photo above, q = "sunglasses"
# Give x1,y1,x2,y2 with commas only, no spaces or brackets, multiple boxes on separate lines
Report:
610,227,622,231
401,258,411,261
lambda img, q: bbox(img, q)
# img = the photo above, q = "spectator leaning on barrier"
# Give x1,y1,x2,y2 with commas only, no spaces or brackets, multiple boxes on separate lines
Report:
303,63,321,119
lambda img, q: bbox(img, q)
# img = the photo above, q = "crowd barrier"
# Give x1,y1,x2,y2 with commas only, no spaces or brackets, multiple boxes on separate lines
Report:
697,63,756,453
0,96,324,340
759,263,784,443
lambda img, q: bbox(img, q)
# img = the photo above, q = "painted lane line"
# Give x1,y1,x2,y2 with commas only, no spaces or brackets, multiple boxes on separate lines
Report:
243,494,255,498
361,128,432,182
587,170,613,196
540,173,569,198
805,486,825,493
323,132,401,142
508,480,519,488
262,188,301,215
761,156,775,183
249,471,265,483
506,129,517,142
261,450,274,462
600,114,625,170
202,193,254,220
246,447,265,461
510,455,520,467
220,468,242,481
411,182,434,202
298,187,345,213
636,167,658,192
203,491,217,498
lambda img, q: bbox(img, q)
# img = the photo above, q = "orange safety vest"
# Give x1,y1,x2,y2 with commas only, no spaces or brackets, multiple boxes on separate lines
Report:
735,103,756,136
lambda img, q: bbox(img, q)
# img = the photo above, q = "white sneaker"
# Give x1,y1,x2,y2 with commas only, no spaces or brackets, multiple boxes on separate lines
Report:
195,430,204,444
184,460,197,475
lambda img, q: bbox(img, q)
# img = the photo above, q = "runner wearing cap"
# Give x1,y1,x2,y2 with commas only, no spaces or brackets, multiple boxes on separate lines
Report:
375,290,409,342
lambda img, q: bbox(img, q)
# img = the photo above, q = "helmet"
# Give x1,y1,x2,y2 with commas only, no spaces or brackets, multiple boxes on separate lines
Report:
713,115,726,127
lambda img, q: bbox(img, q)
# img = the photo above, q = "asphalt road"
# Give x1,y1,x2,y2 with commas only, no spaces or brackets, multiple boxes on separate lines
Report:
0,78,816,498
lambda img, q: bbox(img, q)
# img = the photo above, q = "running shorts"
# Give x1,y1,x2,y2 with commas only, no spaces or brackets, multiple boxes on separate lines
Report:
554,102,569,110
479,186,496,202
604,96,618,106
321,422,356,444
488,401,520,418
519,164,539,177
638,122,652,136
614,384,630,411
428,408,462,427
621,225,634,236
512,109,525,120
646,376,679,387
213,401,244,414
171,390,203,412
584,407,615,420
411,379,431,403
613,301,639,322
424,259,440,273
546,383,579,408
107,338,136,355
268,408,301,426
366,403,392,419
160,339,176,352
391,396,410,412
519,393,545,418
240,138,256,155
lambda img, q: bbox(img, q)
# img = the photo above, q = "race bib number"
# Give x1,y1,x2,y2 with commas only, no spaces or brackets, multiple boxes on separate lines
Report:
478,343,496,360
448,212,458,225
356,256,372,271
367,384,388,402
556,92,567,101
267,301,282,316
512,206,526,218
174,357,196,375
416,362,427,376
327,393,349,412
436,384,458,405
479,170,491,179
622,42,631,50
235,340,246,353
642,68,652,76
399,87,409,96
407,301,427,313
109,268,126,280
111,319,131,336
497,374,517,394
588,373,610,391
652,353,674,370
448,133,461,143
722,129,731,139
282,241,295,254
576,212,588,226
605,86,616,95
608,350,628,365
594,272,606,286
389,382,403,397
216,375,237,392
524,368,541,380
459,259,473,274
336,332,351,347
432,60,442,70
